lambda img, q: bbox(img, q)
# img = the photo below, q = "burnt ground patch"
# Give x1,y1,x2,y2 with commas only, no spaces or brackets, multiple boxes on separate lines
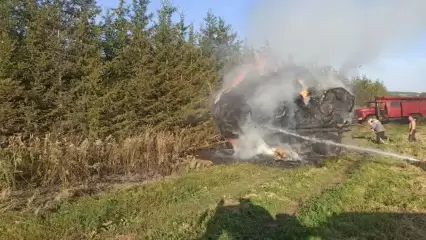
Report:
194,147,331,169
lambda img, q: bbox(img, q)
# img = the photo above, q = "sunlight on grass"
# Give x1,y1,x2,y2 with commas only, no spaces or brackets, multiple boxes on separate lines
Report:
1,123,425,240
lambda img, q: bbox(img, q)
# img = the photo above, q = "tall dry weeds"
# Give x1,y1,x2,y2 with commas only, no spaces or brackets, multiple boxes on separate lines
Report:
0,126,218,191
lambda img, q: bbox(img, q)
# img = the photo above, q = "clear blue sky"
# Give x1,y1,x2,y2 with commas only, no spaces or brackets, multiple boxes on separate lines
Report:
97,0,426,93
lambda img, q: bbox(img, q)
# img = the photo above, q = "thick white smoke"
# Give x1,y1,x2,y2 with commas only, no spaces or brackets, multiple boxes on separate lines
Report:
247,0,426,69
216,0,426,160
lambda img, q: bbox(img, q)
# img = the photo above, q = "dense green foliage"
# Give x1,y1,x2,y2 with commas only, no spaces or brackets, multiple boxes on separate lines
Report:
0,0,245,139
351,76,388,106
0,0,388,140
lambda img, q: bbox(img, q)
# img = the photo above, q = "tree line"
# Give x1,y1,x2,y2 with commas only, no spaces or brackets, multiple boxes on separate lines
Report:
350,76,388,106
0,0,387,141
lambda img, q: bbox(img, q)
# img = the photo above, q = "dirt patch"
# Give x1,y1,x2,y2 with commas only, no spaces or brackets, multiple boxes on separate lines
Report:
114,234,137,240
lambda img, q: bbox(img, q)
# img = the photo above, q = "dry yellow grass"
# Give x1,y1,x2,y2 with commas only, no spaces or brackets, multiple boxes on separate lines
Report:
0,126,219,192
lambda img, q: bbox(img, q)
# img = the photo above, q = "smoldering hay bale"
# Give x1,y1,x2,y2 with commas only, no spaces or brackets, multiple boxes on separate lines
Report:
211,90,252,140
211,64,356,142
288,86,355,129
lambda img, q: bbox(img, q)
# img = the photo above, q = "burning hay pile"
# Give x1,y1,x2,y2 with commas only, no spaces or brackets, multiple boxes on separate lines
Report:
211,53,355,161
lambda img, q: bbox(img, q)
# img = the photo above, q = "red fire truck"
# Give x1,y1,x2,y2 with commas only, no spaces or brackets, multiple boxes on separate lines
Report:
355,96,426,122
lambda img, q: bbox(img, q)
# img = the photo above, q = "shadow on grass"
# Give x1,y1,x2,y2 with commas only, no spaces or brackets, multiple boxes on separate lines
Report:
199,198,426,240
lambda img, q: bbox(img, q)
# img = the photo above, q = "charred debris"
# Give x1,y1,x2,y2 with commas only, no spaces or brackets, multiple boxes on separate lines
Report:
211,56,356,162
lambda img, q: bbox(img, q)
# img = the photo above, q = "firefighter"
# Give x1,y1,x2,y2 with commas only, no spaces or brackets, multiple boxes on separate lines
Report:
368,118,389,144
408,115,417,142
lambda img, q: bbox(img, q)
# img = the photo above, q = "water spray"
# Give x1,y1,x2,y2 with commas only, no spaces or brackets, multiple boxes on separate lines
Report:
266,126,422,163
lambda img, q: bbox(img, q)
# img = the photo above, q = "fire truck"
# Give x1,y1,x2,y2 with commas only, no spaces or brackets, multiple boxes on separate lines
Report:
355,96,426,122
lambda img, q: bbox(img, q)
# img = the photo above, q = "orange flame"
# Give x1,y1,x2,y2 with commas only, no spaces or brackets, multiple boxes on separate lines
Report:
273,147,287,159
300,88,310,98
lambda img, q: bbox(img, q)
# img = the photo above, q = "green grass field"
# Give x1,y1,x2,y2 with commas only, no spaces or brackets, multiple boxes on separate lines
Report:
1,123,426,240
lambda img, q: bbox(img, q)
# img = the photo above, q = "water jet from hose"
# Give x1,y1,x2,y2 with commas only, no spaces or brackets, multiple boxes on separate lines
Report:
267,126,421,162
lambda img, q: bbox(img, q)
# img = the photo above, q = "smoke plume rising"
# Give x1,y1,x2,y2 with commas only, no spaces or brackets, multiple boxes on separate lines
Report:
215,0,426,160
247,0,426,69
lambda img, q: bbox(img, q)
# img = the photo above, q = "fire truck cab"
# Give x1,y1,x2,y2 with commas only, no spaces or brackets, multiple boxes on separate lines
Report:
355,96,426,122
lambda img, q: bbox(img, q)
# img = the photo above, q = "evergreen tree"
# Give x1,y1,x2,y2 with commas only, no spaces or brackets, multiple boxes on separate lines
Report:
0,0,26,136
0,0,387,140
59,0,104,137
199,9,243,73
16,1,66,135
